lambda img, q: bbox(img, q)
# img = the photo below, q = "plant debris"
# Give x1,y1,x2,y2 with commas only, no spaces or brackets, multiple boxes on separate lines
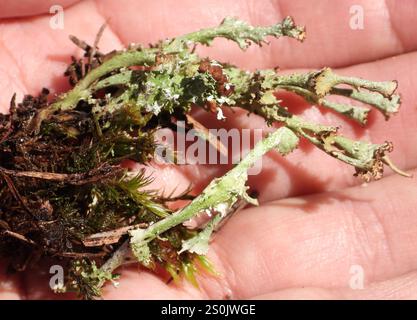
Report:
0,16,410,299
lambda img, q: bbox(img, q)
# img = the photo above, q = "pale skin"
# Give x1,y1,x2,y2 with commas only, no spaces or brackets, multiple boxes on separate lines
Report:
1,0,417,300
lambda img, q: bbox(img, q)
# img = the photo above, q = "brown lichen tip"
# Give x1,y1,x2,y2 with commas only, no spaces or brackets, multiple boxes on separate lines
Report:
354,141,411,182
355,142,393,182
282,16,306,42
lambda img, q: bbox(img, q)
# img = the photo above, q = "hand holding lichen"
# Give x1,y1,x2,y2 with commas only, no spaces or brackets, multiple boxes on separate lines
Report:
0,16,409,299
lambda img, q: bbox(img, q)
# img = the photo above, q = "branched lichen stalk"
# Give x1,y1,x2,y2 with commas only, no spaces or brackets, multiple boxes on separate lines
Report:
129,126,298,265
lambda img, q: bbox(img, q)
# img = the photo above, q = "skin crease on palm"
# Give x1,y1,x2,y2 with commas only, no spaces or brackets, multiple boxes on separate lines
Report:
0,0,417,300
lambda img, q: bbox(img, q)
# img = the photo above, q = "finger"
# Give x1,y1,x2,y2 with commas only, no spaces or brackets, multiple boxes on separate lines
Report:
20,250,231,299
18,260,82,300
206,170,417,298
0,0,122,111
0,261,24,299
103,268,199,299
252,270,417,299
96,0,417,69
101,263,232,300
0,0,80,18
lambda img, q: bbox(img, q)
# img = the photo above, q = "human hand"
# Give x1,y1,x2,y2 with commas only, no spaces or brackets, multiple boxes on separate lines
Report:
1,0,416,299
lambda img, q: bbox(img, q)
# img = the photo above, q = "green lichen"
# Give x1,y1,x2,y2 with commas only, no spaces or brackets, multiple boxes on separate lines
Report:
0,16,409,299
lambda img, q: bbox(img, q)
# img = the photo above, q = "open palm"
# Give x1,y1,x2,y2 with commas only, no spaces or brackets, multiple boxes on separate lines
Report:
1,0,417,300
